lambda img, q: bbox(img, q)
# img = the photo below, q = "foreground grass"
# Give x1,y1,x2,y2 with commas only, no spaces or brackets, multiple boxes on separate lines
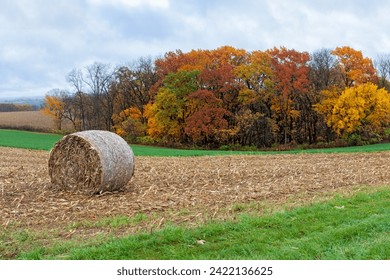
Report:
1,129,390,155
16,189,390,260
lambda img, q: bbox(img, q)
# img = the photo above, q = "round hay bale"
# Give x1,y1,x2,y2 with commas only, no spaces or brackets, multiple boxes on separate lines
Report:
48,130,135,195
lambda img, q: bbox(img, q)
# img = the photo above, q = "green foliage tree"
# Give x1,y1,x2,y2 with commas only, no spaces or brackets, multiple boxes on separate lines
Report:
146,70,200,142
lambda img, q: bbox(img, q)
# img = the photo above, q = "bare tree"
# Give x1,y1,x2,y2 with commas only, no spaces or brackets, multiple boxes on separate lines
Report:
111,57,158,122
375,54,390,90
83,62,115,130
309,49,342,143
67,63,116,131
61,91,81,130
67,68,88,130
309,48,340,91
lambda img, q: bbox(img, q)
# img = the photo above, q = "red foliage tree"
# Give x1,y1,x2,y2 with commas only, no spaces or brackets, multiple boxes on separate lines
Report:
267,47,311,144
185,89,231,145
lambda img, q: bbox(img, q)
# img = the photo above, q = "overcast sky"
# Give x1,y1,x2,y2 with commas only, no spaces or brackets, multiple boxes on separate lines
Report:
1,0,390,98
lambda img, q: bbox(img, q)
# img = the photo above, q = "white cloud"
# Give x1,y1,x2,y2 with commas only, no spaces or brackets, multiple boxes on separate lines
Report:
87,0,169,9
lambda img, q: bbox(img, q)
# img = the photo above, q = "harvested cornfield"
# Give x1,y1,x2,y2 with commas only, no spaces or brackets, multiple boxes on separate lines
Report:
1,147,389,236
0,111,73,131
48,130,135,195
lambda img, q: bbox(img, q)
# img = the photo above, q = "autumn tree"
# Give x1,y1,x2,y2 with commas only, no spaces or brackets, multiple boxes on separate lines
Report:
314,47,379,142
111,57,158,138
112,106,145,138
234,50,275,147
153,49,205,95
312,86,340,141
200,46,246,110
155,50,189,76
145,70,200,142
41,90,66,130
330,83,390,138
332,46,377,87
150,46,246,145
194,46,247,144
268,47,312,144
184,89,231,145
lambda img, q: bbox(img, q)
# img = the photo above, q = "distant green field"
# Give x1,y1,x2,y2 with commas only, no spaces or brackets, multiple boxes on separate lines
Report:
0,129,389,156
0,129,62,150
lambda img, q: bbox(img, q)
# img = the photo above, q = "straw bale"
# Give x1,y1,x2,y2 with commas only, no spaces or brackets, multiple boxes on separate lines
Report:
48,130,135,195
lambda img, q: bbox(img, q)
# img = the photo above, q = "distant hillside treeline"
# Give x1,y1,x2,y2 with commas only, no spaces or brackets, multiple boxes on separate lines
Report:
42,45,390,148
0,103,35,112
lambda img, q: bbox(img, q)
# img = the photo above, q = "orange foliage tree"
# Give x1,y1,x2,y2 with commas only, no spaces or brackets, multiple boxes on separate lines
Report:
332,46,377,87
41,94,65,130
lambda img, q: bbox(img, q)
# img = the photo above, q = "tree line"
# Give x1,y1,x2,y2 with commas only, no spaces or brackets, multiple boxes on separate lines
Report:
42,46,390,148
0,103,35,112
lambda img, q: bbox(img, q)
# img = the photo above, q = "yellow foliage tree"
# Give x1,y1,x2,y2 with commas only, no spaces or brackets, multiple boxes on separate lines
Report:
330,83,390,137
112,106,146,138
235,50,273,105
313,86,341,129
40,94,65,130
145,88,181,141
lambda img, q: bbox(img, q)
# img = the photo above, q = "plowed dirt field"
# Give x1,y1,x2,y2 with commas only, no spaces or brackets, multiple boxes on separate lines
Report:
1,147,389,234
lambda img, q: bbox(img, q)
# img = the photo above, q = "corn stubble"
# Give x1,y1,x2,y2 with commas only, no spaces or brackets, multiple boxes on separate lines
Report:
0,147,389,237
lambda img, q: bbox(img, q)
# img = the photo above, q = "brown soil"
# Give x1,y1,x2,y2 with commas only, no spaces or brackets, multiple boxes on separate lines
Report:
1,147,389,235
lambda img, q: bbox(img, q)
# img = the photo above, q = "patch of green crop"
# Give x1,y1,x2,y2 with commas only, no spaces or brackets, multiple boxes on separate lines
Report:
0,129,62,150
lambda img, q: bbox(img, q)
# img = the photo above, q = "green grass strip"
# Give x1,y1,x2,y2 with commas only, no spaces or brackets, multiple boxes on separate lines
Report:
19,189,390,260
1,129,390,155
